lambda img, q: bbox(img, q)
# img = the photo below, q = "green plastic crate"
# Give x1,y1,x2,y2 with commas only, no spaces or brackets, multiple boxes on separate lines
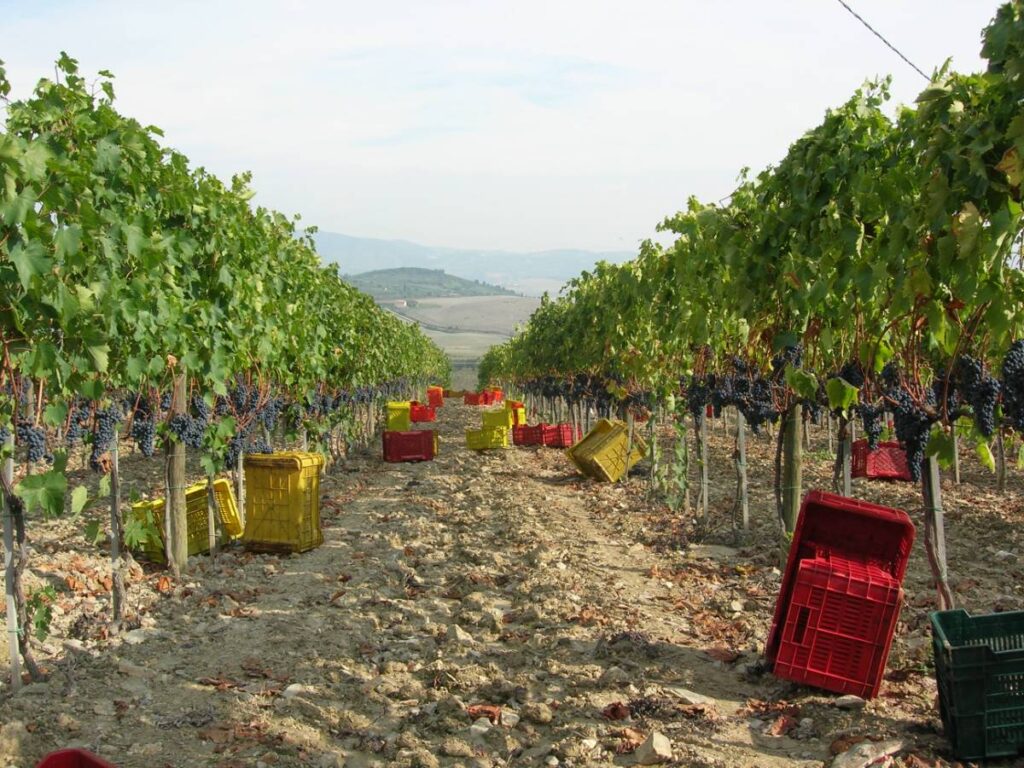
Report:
931,608,1024,760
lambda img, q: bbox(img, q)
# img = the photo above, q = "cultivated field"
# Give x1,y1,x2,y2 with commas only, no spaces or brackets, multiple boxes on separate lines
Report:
392,296,541,337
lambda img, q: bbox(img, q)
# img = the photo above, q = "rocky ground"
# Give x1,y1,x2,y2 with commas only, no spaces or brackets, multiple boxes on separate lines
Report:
0,401,1022,767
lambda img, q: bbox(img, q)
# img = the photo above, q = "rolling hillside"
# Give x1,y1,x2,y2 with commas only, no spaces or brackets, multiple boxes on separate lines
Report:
345,267,516,299
317,231,633,296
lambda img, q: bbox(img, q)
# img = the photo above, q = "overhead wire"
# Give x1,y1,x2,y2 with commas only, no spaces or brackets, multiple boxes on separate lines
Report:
832,0,931,82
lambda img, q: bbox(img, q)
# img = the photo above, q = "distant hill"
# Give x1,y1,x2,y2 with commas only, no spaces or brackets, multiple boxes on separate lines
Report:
315,231,634,297
346,267,517,299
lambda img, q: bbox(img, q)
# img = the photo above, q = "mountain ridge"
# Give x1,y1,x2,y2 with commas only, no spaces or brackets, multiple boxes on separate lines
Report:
345,267,517,299
314,231,634,296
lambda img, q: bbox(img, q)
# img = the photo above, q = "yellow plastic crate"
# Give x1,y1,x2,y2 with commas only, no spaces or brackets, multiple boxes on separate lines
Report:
506,405,526,426
567,419,647,482
481,407,514,430
386,401,412,431
130,477,242,563
466,426,509,450
242,452,325,553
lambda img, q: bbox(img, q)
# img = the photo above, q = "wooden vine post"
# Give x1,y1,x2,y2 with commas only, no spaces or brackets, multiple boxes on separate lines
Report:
921,455,954,610
165,372,188,576
734,410,749,531
3,433,19,692
781,403,803,533
110,437,126,628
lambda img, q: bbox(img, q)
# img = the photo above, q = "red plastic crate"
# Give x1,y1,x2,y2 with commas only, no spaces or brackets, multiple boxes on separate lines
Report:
409,401,436,422
37,750,117,768
772,552,903,698
427,387,444,408
489,388,503,403
513,425,544,446
542,423,578,448
464,392,483,406
382,430,437,462
851,440,913,482
766,490,915,670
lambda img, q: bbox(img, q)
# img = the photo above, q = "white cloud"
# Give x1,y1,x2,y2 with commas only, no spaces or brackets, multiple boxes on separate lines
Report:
1,0,1001,251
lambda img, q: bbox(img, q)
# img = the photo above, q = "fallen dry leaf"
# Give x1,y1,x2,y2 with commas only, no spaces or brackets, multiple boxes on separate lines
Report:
766,714,798,737
199,726,233,744
829,734,869,756
602,701,631,721
466,704,502,724
614,726,645,754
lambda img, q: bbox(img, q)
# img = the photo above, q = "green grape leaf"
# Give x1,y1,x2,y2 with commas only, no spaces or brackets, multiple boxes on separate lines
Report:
784,365,818,401
826,377,859,413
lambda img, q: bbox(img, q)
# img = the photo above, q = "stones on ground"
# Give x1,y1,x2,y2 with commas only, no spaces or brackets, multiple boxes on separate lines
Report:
122,627,162,645
469,716,492,737
501,709,521,728
440,737,475,757
0,720,28,756
447,624,476,645
664,687,714,706
599,665,630,685
522,701,554,724
834,694,867,710
687,544,738,561
830,739,904,768
633,731,673,764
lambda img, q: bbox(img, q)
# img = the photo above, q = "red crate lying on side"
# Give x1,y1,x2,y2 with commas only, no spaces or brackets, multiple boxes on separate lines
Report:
513,425,544,446
382,430,437,462
851,440,913,482
772,552,903,698
542,423,578,448
37,750,117,768
409,401,436,422
464,392,483,406
765,489,915,696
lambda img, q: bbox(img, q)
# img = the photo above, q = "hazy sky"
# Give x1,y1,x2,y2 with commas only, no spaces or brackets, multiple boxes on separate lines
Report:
0,1,1004,253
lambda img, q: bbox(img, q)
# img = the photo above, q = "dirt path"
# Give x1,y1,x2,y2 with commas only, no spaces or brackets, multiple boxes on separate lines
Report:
1,402,1021,767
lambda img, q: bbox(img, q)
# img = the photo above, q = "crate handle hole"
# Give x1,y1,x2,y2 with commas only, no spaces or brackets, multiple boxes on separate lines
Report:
792,606,811,645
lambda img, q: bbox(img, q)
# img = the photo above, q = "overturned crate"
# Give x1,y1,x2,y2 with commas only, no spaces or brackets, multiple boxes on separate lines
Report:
130,477,242,563
567,418,647,482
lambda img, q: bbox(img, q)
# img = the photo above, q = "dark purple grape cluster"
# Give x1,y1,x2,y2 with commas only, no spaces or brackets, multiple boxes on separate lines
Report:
167,413,203,449
930,369,961,421
258,397,285,431
129,396,156,458
839,360,865,388
1002,340,1024,432
887,387,934,481
0,424,10,447
686,376,710,427
954,355,1000,437
771,344,803,378
733,376,779,435
857,403,884,450
16,421,50,464
65,405,90,446
88,405,121,471
250,437,272,454
881,361,900,388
